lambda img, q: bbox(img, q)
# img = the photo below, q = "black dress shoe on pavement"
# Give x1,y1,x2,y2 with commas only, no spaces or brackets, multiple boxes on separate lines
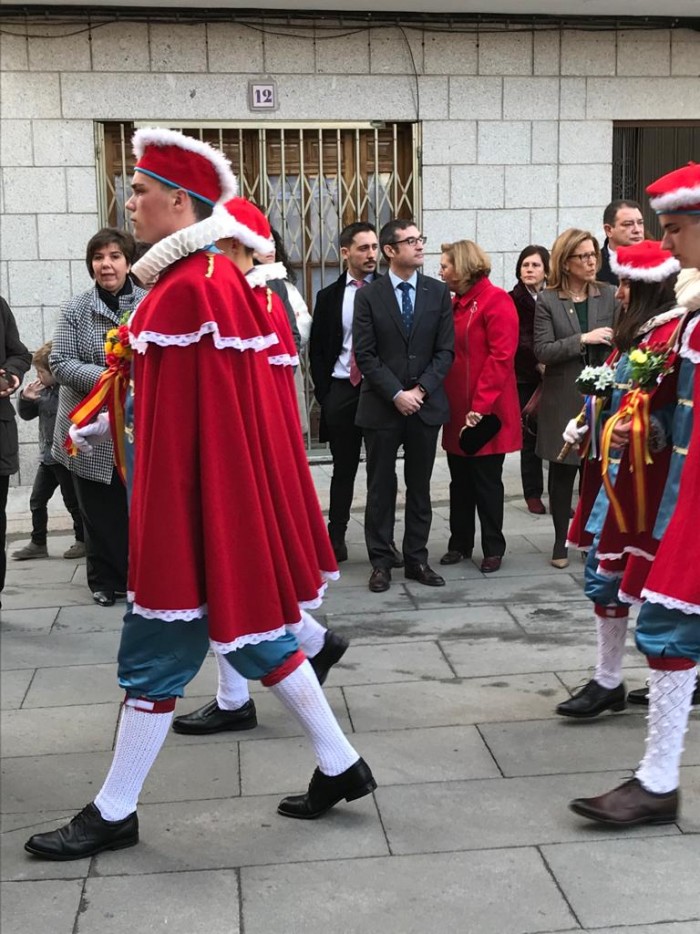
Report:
309,630,349,686
390,541,404,568
556,679,626,719
369,567,391,593
277,757,377,819
569,778,679,827
440,550,470,565
172,698,257,734
405,563,445,587
480,556,502,573
92,591,116,607
24,802,138,861
331,539,348,563
627,676,700,707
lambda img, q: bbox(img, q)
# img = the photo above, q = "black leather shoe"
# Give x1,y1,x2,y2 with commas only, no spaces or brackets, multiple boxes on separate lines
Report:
628,677,700,707
277,757,377,819
172,698,257,734
92,590,116,607
440,550,470,565
404,563,445,587
369,567,391,593
24,802,138,861
390,542,404,568
328,526,348,563
309,630,349,686
480,556,502,573
556,679,626,719
570,778,678,826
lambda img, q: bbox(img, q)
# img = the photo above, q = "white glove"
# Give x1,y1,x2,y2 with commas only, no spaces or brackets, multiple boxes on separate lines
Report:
69,413,111,455
562,418,589,446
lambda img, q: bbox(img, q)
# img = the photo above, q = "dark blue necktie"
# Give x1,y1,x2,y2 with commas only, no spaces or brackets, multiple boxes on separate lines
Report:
398,281,413,332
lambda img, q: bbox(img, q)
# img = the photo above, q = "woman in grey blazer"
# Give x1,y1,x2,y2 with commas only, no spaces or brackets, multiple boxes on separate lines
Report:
534,229,618,568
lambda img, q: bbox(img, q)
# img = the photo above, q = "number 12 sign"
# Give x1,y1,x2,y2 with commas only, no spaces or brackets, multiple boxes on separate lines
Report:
248,81,278,111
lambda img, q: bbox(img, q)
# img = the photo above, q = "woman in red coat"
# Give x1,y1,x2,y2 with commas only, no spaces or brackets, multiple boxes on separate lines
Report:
439,240,521,572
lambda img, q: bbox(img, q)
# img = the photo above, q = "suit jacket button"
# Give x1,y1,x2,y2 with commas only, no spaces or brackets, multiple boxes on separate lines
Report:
409,354,416,360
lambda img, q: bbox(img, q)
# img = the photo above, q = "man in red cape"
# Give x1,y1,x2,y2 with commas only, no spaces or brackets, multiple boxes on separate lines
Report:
25,129,375,862
570,162,700,827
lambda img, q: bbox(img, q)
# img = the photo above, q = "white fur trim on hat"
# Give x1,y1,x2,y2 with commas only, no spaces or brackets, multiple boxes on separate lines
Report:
218,215,274,255
132,127,237,203
649,185,700,213
610,254,681,283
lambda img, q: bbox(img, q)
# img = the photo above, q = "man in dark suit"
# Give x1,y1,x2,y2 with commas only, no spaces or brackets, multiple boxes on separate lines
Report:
598,199,645,285
310,222,400,565
353,220,454,592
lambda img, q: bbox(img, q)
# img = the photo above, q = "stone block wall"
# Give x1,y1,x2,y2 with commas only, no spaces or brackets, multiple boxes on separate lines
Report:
1,17,699,484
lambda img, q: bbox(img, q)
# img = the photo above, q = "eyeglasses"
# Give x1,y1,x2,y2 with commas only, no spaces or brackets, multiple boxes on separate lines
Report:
570,251,597,263
389,236,427,247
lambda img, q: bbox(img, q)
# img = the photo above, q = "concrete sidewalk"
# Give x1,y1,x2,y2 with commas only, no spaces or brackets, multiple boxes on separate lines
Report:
1,455,699,934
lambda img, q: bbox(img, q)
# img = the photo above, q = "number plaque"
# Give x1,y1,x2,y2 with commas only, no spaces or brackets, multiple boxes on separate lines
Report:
248,81,278,112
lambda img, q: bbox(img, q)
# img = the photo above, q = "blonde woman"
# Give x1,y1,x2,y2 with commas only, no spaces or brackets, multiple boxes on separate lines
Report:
533,229,619,568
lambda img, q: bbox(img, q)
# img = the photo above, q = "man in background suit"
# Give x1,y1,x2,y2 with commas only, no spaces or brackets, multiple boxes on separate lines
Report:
310,222,400,566
598,199,645,285
353,220,454,593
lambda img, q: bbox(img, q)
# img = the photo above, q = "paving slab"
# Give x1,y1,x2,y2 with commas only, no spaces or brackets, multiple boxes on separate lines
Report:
1,703,120,758
322,581,417,616
377,773,679,855
329,604,520,642
1,879,84,934
676,765,700,833
441,631,605,678
0,630,121,670
240,848,575,934
4,559,82,586
344,672,564,732
52,602,124,633
0,584,92,610
313,638,453,685
79,870,240,934
478,713,700,777
548,925,700,934
0,669,34,709
510,599,617,633
541,835,700,928
241,725,500,796
91,795,387,876
408,573,583,608
0,606,59,633
2,814,92,881
22,662,121,708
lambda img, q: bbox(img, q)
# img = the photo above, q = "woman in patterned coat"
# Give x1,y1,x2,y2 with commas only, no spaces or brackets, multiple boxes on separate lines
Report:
50,229,146,607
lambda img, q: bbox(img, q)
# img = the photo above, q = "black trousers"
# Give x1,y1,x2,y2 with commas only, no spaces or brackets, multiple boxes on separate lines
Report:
323,379,364,537
547,461,579,559
446,451,506,559
73,469,128,593
0,473,9,597
30,462,84,546
518,382,544,500
364,416,440,568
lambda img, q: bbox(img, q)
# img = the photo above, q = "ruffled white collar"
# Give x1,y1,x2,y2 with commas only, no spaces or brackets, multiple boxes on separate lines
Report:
244,263,288,289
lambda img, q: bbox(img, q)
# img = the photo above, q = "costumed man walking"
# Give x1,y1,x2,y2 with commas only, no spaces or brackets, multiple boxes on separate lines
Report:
24,129,375,862
172,196,349,737
570,162,700,827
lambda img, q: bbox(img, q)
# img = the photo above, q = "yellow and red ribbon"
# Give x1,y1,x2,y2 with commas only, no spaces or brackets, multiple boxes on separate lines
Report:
600,388,653,534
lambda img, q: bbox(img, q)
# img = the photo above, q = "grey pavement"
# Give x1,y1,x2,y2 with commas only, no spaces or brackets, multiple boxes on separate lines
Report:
1,452,699,934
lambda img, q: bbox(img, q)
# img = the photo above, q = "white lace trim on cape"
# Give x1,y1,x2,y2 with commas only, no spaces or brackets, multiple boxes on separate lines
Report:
268,353,300,367
641,588,700,616
596,566,623,581
130,320,279,354
618,589,643,607
680,313,700,364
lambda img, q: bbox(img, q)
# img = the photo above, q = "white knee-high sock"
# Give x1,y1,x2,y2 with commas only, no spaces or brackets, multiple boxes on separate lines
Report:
269,660,358,776
636,668,696,794
593,610,629,689
294,609,326,658
215,650,251,710
94,705,172,821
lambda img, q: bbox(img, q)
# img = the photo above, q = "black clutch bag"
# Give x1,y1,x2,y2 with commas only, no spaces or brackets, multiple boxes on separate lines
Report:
458,414,501,456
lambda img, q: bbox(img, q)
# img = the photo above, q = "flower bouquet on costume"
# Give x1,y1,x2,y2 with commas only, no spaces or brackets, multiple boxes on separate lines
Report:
64,315,132,483
600,341,677,534
557,361,617,462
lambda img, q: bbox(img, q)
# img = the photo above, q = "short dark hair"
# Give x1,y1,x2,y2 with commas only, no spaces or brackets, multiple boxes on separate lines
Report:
603,199,643,228
379,219,415,260
515,244,550,281
85,228,137,277
339,222,376,250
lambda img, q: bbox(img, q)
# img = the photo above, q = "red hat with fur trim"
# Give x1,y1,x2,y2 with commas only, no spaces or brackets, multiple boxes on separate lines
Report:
132,128,237,206
220,197,275,254
610,240,681,283
647,162,700,215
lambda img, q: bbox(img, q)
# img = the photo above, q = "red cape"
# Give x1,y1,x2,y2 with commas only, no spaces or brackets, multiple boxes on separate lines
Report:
128,251,337,651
